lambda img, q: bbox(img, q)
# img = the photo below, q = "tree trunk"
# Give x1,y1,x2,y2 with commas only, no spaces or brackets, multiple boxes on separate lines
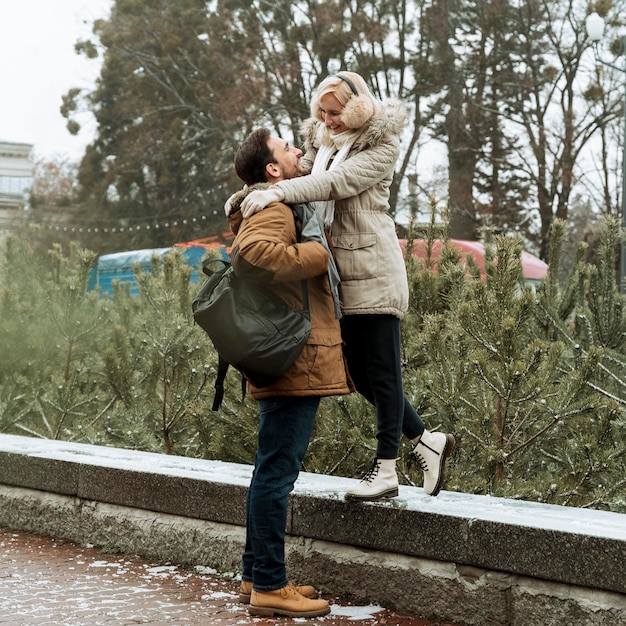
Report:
446,92,477,240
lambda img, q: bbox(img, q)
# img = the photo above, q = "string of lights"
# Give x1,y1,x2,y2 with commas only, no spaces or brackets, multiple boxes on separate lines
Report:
25,213,221,235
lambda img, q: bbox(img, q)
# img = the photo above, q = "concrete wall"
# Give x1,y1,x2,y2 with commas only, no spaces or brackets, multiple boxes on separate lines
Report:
0,434,624,625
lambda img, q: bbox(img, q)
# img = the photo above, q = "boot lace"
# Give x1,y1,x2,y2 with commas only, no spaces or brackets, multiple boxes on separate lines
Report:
360,458,381,483
282,583,299,598
411,448,428,472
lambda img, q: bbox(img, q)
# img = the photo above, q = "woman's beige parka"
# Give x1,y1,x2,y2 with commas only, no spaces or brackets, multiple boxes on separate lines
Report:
275,98,409,319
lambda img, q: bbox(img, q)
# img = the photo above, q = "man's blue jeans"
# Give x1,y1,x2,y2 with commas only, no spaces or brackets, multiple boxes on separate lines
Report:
241,395,320,591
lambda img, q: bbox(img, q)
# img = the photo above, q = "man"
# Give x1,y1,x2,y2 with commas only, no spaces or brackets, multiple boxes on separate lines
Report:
225,128,350,618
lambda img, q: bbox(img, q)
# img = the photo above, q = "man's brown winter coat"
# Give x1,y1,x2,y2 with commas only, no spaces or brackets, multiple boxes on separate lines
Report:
227,189,351,400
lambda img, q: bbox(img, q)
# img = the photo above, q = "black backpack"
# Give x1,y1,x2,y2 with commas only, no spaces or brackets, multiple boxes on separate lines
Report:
192,256,310,410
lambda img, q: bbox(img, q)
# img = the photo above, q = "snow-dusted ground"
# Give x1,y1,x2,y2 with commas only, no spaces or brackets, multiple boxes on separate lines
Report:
0,528,431,625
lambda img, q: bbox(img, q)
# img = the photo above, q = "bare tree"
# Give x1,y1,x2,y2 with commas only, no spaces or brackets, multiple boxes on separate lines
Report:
62,0,626,271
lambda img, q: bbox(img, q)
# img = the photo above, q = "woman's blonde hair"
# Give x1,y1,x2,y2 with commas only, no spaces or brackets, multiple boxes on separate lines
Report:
310,71,378,129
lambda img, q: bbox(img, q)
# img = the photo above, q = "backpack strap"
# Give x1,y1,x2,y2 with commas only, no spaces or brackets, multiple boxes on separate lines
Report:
212,355,247,411
212,356,229,411
291,206,310,316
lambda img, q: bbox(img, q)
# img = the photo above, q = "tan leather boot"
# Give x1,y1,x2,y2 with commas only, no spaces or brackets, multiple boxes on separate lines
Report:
239,580,317,604
248,583,330,617
344,458,398,501
412,429,455,496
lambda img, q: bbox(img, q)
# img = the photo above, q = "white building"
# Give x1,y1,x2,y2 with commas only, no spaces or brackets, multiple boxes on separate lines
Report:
0,141,33,207
0,141,34,240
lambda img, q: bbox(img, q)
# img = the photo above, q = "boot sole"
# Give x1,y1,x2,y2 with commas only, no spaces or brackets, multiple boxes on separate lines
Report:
248,605,331,617
428,434,455,497
344,487,399,502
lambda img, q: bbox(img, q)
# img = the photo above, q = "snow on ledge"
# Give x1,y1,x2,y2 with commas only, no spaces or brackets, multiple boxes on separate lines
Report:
0,433,624,541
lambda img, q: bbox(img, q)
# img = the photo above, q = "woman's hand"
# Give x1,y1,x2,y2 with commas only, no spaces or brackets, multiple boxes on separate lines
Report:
240,187,285,218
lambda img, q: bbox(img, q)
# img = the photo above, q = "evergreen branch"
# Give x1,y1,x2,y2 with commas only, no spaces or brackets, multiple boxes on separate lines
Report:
585,381,626,406
507,404,595,461
506,404,536,442
325,443,357,477
537,448,565,466
456,396,479,413
471,360,504,397
562,445,594,507
539,299,626,400
37,403,53,438
87,396,117,428
397,463,417,488
535,300,574,343
594,361,626,394
585,478,626,508
14,424,47,439
458,425,489,450
464,328,500,355
505,417,561,460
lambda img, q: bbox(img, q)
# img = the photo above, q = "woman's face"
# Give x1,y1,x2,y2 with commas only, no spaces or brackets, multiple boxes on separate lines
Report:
319,92,348,134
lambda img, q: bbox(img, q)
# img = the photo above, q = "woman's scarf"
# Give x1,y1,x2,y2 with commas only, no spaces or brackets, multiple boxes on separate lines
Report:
310,129,360,228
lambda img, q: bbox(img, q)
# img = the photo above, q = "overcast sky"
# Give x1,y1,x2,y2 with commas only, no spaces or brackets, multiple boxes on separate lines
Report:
0,0,112,162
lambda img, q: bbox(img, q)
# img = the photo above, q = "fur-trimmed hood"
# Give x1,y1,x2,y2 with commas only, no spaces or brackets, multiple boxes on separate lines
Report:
300,98,407,154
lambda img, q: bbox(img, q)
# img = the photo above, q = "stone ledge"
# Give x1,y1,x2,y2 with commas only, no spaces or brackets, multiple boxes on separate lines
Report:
0,433,624,598
0,485,624,626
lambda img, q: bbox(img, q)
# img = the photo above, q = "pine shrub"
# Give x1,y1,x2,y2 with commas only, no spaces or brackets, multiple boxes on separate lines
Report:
0,224,624,513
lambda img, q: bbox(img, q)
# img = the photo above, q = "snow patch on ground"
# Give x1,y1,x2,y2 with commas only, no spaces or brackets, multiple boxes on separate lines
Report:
330,604,385,619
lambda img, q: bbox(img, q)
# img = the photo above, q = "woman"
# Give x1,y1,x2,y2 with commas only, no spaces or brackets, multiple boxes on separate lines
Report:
240,71,454,500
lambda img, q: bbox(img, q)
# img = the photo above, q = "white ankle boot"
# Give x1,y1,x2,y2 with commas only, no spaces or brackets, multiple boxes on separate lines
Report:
412,429,455,496
344,458,399,502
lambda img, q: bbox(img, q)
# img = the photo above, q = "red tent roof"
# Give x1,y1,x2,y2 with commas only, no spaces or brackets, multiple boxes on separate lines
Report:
399,239,548,281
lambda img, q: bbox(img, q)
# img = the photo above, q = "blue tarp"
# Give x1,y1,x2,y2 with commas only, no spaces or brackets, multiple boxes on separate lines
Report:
87,245,228,296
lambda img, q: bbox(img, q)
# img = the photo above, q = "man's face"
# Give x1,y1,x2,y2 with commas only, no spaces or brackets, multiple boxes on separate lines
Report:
266,136,305,181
